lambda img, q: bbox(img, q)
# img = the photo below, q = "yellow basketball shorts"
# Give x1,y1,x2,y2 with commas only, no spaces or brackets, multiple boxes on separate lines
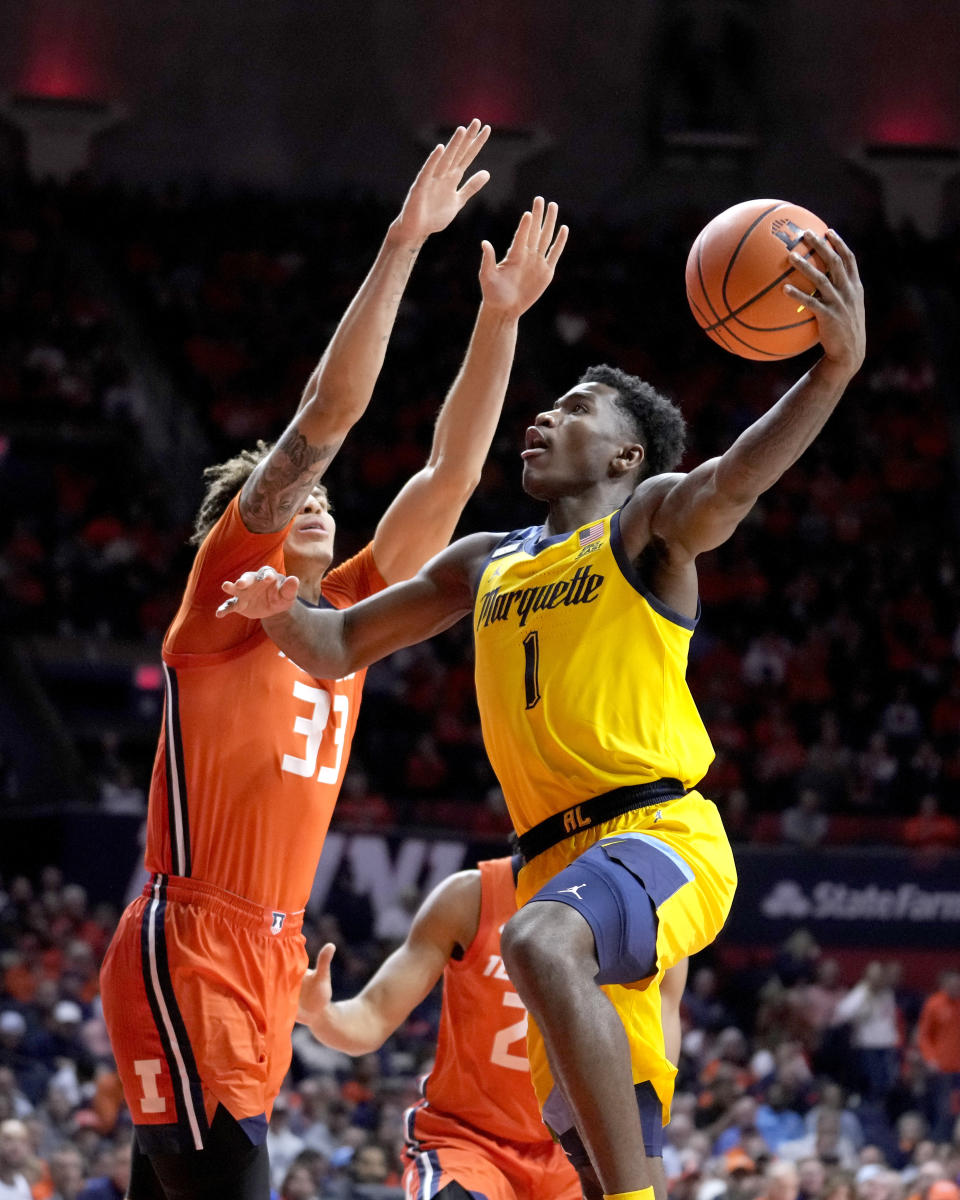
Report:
515,791,737,1135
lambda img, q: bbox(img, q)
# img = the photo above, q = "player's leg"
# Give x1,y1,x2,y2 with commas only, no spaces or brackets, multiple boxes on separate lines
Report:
500,875,658,1197
128,1136,167,1200
574,1154,666,1200
102,882,299,1200
134,1105,270,1200
502,836,692,1199
556,1080,668,1200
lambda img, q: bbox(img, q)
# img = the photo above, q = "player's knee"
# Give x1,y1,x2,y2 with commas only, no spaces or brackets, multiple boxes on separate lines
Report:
501,902,592,991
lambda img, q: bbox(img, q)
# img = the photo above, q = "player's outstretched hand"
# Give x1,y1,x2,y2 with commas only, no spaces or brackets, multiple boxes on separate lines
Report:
296,943,335,1031
784,229,865,375
479,196,569,319
217,565,300,620
390,119,491,245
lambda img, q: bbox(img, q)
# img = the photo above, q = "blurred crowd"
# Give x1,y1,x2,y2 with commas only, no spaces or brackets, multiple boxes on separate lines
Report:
2,173,960,838
1,865,959,1200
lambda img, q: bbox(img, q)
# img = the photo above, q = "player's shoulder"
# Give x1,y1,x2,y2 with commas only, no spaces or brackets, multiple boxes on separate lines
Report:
621,471,691,535
431,531,508,592
633,471,688,506
453,530,508,560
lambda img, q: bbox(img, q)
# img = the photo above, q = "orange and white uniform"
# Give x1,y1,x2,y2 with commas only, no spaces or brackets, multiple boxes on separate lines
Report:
100,495,384,1154
402,857,580,1200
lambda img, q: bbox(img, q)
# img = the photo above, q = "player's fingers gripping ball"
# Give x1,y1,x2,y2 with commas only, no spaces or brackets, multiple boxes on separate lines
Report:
685,198,830,360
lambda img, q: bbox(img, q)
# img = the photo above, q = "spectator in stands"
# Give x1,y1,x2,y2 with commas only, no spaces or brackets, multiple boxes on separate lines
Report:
662,1110,697,1182
75,1138,131,1200
266,1092,307,1190
279,1162,318,1198
779,1111,858,1170
889,1113,929,1171
855,1166,902,1200
715,1096,771,1156
854,734,900,812
773,929,821,988
903,796,960,853
781,789,830,849
832,963,901,1101
821,1170,855,1200
756,1082,808,1152
725,1147,761,1200
685,967,734,1033
800,713,854,808
804,1083,865,1153
327,1140,401,1200
880,684,924,762
802,962,847,1049
916,970,960,1139
0,1117,32,1199
758,1159,801,1200
797,1156,827,1200
0,1012,47,1108
47,1144,85,1200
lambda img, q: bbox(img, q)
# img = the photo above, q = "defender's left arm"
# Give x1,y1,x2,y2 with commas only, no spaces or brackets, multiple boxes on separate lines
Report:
372,198,568,584
633,229,865,561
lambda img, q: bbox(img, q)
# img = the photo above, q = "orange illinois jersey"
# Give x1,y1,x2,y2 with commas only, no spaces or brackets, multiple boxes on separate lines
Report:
144,495,385,913
406,857,549,1146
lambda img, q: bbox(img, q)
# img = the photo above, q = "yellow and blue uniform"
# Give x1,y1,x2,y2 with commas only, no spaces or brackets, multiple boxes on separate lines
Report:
473,508,737,1137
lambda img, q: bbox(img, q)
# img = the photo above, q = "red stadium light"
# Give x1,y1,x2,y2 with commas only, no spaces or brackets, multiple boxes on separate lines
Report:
134,664,164,692
869,108,956,148
443,88,522,129
19,58,94,101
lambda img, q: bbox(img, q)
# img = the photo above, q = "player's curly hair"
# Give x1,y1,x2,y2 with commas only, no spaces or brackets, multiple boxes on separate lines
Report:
189,441,331,546
190,441,271,545
579,364,687,481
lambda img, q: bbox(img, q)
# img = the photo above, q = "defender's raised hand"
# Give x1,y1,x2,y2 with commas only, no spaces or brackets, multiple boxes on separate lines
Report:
784,229,866,376
390,119,491,245
217,565,300,620
479,197,569,319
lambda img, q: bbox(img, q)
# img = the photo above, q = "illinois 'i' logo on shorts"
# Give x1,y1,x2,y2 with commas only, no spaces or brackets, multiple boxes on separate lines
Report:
270,911,286,934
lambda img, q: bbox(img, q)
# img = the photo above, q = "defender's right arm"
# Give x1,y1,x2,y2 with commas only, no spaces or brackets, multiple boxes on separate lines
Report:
239,121,491,534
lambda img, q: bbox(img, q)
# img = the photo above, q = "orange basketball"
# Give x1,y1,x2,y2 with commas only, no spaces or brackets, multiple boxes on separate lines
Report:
685,199,829,360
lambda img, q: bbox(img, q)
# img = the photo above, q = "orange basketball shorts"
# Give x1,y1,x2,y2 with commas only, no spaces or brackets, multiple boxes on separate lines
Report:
402,1105,581,1200
100,873,307,1154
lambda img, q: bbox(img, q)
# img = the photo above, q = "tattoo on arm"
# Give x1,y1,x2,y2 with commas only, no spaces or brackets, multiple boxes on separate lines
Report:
242,427,340,531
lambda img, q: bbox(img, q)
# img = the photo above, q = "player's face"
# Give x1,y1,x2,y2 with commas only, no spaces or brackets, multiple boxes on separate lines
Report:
283,488,336,574
521,382,635,500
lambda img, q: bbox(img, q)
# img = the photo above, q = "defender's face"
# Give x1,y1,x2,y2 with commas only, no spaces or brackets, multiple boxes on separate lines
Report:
283,488,336,572
521,382,634,500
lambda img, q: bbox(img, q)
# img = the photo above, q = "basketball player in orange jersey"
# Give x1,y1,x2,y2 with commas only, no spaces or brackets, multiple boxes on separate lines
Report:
297,856,687,1200
218,226,864,1200
99,119,569,1200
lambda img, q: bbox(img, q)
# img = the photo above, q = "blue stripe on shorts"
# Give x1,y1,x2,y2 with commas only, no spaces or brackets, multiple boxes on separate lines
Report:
527,833,692,986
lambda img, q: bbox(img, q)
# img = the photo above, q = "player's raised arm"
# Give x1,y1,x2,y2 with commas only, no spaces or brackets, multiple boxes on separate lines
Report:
296,871,482,1054
239,120,491,535
628,229,865,562
217,530,495,676
372,197,569,584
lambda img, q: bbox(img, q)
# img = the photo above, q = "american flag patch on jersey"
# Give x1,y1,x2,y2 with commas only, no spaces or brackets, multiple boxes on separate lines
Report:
578,522,604,547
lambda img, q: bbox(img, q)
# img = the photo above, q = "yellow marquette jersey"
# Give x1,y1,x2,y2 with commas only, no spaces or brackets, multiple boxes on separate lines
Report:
473,508,715,836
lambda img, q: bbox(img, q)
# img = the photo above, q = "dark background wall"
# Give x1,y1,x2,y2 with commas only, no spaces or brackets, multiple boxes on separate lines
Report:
1,1,959,224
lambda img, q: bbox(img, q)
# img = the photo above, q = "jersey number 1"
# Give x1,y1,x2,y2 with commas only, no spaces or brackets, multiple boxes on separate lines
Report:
522,631,541,709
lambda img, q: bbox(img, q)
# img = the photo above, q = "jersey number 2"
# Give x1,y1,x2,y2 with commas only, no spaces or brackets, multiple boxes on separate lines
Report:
522,631,541,709
490,991,529,1072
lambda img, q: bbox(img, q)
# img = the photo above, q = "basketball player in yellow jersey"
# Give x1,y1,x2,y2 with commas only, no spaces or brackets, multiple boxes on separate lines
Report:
218,224,866,1200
